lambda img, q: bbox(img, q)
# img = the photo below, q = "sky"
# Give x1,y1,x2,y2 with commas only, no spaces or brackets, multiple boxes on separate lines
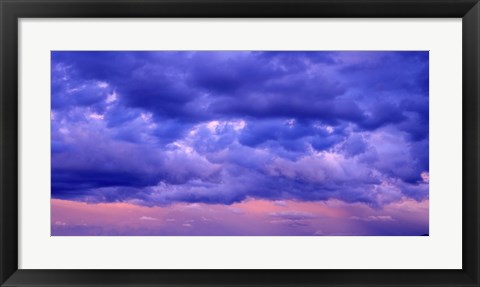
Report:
51,51,429,236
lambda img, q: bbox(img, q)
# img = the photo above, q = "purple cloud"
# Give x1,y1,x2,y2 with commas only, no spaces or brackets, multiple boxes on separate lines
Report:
51,51,429,209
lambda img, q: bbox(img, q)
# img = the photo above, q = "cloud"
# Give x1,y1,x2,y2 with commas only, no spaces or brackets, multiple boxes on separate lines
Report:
51,51,429,208
139,216,158,221
268,211,317,226
349,215,394,222
269,211,316,220
51,198,428,236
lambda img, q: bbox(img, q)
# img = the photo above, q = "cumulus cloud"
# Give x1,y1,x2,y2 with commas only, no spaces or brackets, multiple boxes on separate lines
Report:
51,51,429,208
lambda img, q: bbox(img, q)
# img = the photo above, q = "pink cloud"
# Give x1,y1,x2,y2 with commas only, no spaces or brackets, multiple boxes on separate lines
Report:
52,197,428,236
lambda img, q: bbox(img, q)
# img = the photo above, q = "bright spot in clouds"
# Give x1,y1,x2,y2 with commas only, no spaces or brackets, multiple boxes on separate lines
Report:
88,113,104,120
421,171,430,183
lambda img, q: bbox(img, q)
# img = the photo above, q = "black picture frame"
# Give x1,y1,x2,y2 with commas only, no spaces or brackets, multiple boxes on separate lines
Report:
1,0,479,286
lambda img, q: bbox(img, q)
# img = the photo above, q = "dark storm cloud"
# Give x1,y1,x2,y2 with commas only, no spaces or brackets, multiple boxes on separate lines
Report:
51,51,429,207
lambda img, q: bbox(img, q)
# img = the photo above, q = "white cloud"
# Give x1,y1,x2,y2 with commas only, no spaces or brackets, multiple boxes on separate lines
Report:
88,113,104,120
105,91,117,104
139,216,158,221
97,81,109,88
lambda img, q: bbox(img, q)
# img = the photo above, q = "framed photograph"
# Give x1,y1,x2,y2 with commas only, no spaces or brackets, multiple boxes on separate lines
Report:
1,0,479,286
